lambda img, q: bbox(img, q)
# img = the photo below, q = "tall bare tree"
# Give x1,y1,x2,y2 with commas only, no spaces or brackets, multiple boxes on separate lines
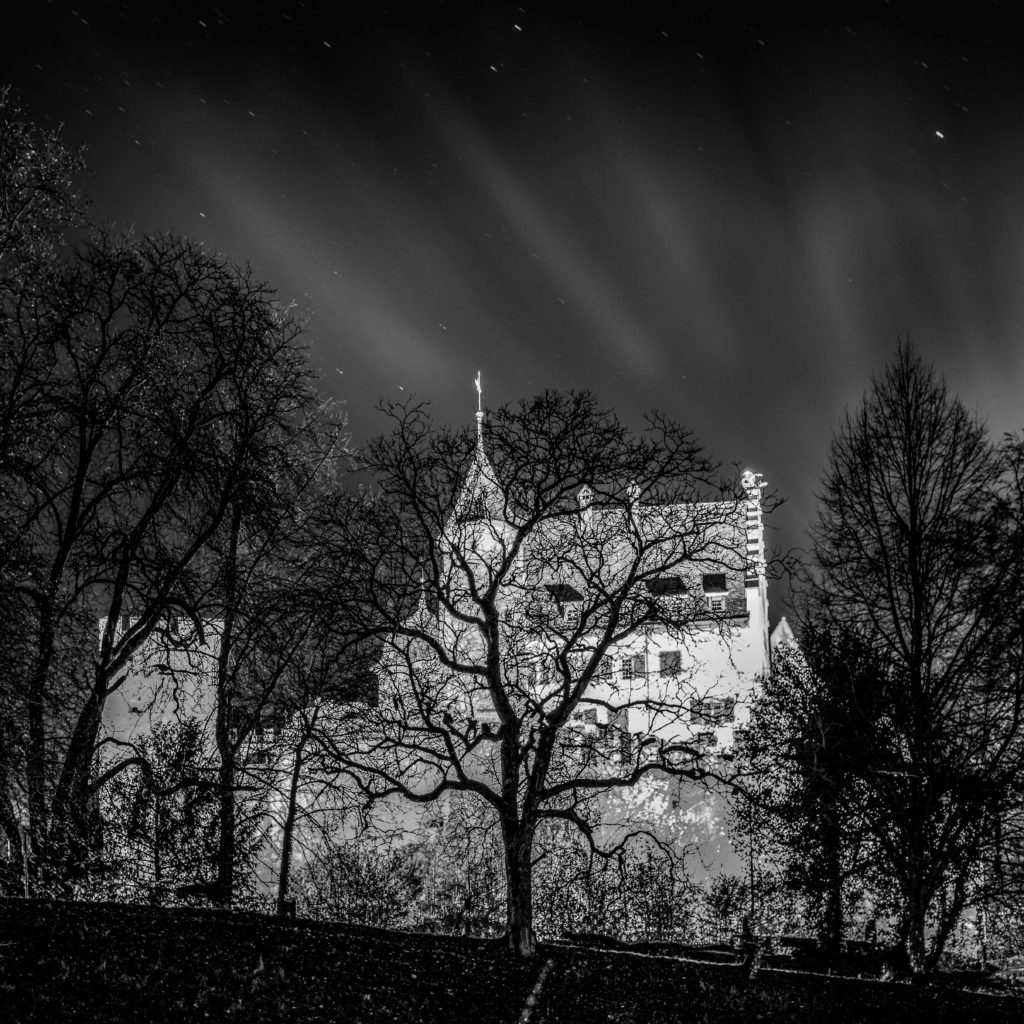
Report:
0,87,84,287
1,227,326,892
0,92,85,886
807,341,1024,973
188,392,347,906
320,391,756,957
742,625,887,961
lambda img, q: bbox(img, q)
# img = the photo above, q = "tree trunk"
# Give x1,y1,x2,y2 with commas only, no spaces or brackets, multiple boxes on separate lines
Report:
151,790,164,904
820,809,844,963
276,741,304,915
0,741,26,894
46,679,107,891
901,878,928,976
214,695,235,907
24,608,56,892
213,501,243,907
925,871,969,973
502,816,537,958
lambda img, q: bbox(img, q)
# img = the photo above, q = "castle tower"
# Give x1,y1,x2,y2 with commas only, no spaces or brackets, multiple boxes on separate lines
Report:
741,469,770,670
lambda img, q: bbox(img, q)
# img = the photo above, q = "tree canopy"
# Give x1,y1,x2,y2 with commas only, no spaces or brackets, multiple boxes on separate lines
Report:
319,391,756,956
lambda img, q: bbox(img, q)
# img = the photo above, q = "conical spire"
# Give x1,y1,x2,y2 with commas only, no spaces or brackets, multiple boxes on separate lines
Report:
446,371,503,531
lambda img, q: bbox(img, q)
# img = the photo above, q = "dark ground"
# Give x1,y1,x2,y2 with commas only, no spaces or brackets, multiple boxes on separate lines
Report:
0,898,1020,1023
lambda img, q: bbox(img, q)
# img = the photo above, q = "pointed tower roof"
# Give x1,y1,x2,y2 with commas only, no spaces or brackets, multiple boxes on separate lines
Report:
446,372,505,531
402,571,438,631
770,616,797,652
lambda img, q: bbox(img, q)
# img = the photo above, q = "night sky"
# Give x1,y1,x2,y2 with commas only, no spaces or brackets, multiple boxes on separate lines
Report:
4,2,1024,615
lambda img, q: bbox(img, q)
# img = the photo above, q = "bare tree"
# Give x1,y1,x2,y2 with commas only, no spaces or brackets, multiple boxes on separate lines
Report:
269,647,376,918
742,626,887,961
807,341,1024,973
99,718,224,902
320,391,760,957
1,228,326,892
0,87,84,290
186,396,347,907
0,92,85,887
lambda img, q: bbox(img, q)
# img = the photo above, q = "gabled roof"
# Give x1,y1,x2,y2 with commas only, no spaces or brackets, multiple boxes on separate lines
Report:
770,616,797,651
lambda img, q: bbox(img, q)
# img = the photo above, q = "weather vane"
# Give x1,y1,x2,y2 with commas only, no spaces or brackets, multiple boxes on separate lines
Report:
474,371,483,444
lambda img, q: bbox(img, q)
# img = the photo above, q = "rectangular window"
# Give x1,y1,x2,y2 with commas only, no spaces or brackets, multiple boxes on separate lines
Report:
645,576,687,596
706,594,727,614
692,696,736,725
621,654,646,680
619,728,633,764
659,650,682,677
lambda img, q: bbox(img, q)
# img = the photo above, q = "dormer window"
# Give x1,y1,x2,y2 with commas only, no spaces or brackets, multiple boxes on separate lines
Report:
545,582,583,627
702,574,727,594
645,576,687,597
545,583,583,603
702,573,728,614
646,575,688,619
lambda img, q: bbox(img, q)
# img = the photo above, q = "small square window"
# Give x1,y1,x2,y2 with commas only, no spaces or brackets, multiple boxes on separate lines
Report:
659,650,682,677
706,594,727,614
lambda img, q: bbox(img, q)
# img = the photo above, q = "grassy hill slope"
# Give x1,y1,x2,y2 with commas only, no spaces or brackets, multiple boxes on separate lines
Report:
1,899,1020,1023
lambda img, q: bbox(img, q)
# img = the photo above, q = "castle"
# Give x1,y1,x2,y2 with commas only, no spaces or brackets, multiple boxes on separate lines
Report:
388,399,772,754
356,397,782,889
98,393,786,908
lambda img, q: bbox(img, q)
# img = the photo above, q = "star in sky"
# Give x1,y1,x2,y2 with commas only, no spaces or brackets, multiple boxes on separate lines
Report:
3,2,1024,619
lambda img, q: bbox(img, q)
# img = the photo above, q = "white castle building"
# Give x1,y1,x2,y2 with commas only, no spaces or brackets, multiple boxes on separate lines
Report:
388,409,772,755
96,393,788,907
358,399,783,886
